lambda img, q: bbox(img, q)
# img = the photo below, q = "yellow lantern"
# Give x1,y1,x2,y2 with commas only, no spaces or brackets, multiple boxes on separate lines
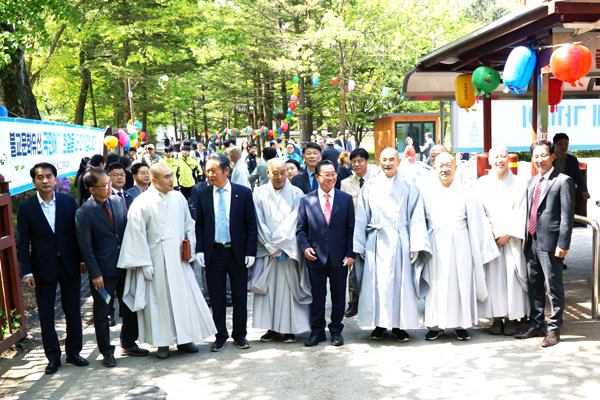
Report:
104,136,118,148
364,84,372,93
455,74,475,111
292,87,299,95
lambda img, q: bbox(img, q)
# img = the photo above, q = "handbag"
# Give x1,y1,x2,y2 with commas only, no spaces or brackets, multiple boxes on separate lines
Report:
181,239,191,262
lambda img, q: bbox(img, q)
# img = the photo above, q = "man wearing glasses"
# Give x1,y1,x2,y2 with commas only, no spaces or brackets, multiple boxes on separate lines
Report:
296,160,355,347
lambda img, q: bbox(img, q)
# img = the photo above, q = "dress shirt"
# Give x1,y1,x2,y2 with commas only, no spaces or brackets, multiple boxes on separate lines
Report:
317,187,335,216
111,187,125,198
37,191,56,233
213,180,232,242
537,167,554,195
308,170,317,190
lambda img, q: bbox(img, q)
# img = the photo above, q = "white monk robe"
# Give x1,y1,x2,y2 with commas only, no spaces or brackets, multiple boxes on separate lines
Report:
117,186,216,346
232,159,250,188
422,178,499,329
249,180,312,334
353,172,431,329
475,170,529,320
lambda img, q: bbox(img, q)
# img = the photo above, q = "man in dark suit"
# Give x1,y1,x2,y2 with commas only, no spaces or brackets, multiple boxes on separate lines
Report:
291,142,322,194
296,160,355,347
552,133,590,200
17,163,88,374
515,139,574,348
322,139,340,169
126,162,150,200
77,153,105,206
195,153,258,352
76,168,149,367
108,162,133,209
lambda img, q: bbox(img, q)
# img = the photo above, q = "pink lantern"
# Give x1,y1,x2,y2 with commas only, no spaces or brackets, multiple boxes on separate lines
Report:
348,79,355,91
281,123,288,131
290,95,298,101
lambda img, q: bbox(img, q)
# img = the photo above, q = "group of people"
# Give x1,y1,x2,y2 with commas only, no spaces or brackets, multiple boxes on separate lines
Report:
17,131,581,376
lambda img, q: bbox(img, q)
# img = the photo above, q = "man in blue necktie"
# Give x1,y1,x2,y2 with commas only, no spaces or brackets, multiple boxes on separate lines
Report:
292,142,322,194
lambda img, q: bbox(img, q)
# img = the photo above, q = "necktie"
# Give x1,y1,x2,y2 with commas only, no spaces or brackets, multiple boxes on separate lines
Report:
310,172,318,191
324,193,332,225
528,177,544,235
359,177,364,188
117,191,124,199
103,200,114,229
217,187,229,243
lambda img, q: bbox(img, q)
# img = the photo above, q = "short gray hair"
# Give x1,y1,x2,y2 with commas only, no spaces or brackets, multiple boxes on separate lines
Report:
206,153,230,172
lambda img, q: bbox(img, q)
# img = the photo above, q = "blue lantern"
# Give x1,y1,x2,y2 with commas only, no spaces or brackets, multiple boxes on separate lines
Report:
0,105,7,117
312,74,319,87
502,46,536,94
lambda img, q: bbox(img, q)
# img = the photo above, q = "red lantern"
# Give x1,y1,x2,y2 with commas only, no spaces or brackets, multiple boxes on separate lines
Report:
550,44,592,87
289,102,296,111
331,77,339,85
548,78,563,113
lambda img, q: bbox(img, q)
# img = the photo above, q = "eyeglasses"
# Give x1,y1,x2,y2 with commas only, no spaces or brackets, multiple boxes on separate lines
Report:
93,183,111,189
318,173,337,179
110,173,126,178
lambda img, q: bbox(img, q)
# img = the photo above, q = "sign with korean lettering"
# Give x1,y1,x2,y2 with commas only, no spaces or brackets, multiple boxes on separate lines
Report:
451,99,600,153
0,117,104,194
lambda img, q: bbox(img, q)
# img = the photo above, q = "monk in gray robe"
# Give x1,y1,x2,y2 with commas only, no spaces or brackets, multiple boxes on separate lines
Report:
249,159,311,343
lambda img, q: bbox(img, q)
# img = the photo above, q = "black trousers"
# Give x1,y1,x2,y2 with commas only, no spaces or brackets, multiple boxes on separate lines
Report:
206,246,247,340
115,269,139,348
90,276,117,357
526,235,565,332
35,272,83,362
308,258,348,335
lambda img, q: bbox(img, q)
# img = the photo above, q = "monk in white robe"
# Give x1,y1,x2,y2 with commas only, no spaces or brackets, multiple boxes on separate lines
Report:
117,164,216,359
422,153,499,341
475,146,529,335
249,159,311,342
354,148,430,342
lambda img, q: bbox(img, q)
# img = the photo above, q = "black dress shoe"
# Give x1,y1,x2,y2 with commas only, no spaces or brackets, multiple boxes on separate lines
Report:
304,333,327,347
370,326,387,340
260,330,280,342
331,333,344,346
156,346,171,359
108,315,116,327
177,342,199,353
515,327,547,339
121,345,150,357
45,360,61,375
66,355,89,367
344,305,358,318
234,337,251,349
102,354,117,368
211,338,227,352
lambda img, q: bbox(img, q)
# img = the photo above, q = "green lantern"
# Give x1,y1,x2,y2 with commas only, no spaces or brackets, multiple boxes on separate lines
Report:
471,66,500,99
292,75,300,84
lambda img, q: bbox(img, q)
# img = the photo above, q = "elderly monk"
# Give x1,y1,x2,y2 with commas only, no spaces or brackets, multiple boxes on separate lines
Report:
250,159,312,343
354,148,430,342
421,153,499,341
475,146,529,335
117,164,216,359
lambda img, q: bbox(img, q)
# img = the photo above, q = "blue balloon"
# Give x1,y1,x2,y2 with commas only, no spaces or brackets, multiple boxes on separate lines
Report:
502,46,536,94
134,120,143,130
123,141,131,151
0,105,7,117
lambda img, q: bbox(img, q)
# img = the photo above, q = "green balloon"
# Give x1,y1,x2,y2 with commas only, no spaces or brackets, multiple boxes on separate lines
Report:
292,75,300,84
471,66,501,98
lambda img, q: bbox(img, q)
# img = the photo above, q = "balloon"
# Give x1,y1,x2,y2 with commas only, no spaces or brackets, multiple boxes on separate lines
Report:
142,132,146,141
364,84,372,93
348,79,355,91
131,139,138,148
331,77,339,85
104,136,118,148
293,75,300,84
127,124,137,134
129,131,137,140
0,105,7,117
291,95,298,101
312,74,319,87
134,120,143,130
123,141,131,151
117,128,126,136
118,131,129,146
502,46,536,94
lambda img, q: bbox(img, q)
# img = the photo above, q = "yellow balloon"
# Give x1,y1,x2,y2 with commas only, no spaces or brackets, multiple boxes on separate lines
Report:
104,136,118,148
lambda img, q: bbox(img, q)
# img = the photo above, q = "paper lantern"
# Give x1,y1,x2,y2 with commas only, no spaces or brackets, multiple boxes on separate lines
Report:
548,78,563,113
0,105,7,117
454,74,476,111
502,46,536,94
331,77,339,85
472,66,501,99
550,44,592,87
364,84,372,93
281,123,288,131
381,86,389,97
312,74,319,87
289,102,296,111
292,86,299,95
290,95,298,101
348,79,355,91
292,75,300,83
104,136,118,149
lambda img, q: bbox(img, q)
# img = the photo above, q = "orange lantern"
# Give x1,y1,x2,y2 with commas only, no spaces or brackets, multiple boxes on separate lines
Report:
550,44,592,87
548,78,563,113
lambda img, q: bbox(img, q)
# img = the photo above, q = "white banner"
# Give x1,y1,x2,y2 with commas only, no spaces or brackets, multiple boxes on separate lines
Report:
451,99,600,153
0,117,105,195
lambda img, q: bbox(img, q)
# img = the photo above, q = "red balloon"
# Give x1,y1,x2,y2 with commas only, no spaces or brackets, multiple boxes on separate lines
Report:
331,77,339,85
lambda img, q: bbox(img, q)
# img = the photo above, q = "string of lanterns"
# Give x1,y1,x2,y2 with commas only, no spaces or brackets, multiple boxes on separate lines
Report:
455,42,593,113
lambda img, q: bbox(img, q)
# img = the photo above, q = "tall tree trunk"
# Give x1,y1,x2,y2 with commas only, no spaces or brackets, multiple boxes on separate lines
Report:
264,73,274,131
173,111,178,141
306,80,314,139
297,76,306,142
0,24,41,119
74,49,91,125
89,74,98,127
280,73,287,119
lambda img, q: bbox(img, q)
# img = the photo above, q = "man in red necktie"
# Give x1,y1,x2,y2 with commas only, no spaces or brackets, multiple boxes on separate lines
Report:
516,139,574,347
296,160,355,347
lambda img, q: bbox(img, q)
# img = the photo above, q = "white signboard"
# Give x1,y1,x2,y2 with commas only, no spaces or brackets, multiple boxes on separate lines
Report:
0,117,105,195
451,99,600,153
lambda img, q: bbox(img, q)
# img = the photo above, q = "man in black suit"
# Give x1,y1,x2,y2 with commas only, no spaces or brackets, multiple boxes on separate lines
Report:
552,133,590,200
291,142,322,194
108,162,133,209
195,153,258,352
76,168,149,367
17,162,88,374
296,160,355,347
515,140,574,347
77,153,105,206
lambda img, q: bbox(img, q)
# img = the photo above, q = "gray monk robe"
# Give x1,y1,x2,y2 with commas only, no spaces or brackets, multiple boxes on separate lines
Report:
117,186,216,346
353,172,431,329
249,180,312,334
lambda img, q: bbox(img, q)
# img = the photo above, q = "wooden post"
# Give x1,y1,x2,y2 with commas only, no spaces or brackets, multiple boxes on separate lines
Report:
483,96,492,152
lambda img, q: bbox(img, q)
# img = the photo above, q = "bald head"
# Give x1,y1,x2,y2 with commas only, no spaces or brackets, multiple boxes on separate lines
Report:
150,163,170,178
488,145,508,178
434,152,456,187
429,144,448,167
267,158,287,190
230,147,242,163
379,147,400,178
267,158,286,171
150,163,174,193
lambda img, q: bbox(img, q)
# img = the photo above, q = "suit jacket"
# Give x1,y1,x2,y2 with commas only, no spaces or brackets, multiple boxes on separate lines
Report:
296,189,355,268
75,195,128,279
188,181,208,220
554,153,587,193
526,169,575,252
292,170,315,195
17,192,81,282
126,185,144,200
113,189,134,209
249,161,269,186
322,147,340,169
195,182,258,268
